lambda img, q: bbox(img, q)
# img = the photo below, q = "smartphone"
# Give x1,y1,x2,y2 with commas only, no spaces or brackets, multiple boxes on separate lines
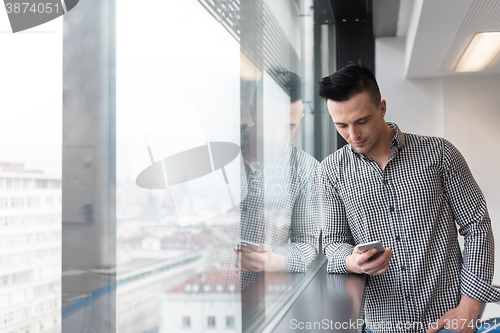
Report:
356,241,385,261
241,240,260,252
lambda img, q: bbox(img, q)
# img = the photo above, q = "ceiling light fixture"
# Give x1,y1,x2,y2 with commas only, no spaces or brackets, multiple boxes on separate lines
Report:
455,32,500,72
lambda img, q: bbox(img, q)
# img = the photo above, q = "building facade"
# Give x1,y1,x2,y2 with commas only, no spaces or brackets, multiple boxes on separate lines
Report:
0,163,61,333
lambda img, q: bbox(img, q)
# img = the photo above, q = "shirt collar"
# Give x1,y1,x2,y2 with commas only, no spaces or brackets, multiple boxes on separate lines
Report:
387,122,406,150
349,121,405,156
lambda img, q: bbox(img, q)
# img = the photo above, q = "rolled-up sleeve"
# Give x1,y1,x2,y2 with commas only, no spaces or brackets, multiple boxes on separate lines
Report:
320,161,355,274
275,164,322,272
441,139,500,302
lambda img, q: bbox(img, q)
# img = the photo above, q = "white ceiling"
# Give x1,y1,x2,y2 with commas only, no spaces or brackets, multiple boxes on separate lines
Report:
402,0,500,78
396,0,414,37
373,0,400,37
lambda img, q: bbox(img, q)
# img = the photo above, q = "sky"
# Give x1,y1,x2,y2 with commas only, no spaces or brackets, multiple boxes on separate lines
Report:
0,10,62,175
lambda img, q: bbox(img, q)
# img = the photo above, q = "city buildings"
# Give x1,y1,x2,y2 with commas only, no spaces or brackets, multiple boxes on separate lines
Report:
0,163,62,332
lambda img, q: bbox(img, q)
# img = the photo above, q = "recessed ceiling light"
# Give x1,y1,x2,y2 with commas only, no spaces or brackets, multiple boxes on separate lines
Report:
455,32,500,72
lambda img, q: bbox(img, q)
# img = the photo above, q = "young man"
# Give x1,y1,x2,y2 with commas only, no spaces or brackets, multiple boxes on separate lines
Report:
319,62,500,333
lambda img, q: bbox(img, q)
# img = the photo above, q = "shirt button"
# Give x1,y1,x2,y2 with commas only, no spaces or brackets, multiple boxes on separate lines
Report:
401,266,406,271
396,235,400,241
389,206,395,212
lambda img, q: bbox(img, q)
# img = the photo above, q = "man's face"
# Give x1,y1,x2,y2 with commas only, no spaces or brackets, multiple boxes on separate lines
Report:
326,92,386,155
248,99,304,145
290,99,304,138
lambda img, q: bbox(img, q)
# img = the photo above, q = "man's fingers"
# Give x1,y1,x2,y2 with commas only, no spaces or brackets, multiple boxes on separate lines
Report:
258,243,272,253
368,263,390,276
376,249,392,266
240,256,250,272
352,247,393,275
359,248,391,263
365,260,389,275
240,260,254,272
241,252,257,260
351,250,376,269
241,246,254,253
375,248,392,261
360,248,378,261
360,249,393,275
367,249,392,266
353,247,363,254
241,251,265,272
241,254,257,271
241,252,263,264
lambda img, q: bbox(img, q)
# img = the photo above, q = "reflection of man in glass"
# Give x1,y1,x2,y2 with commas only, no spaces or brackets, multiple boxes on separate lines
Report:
239,70,321,286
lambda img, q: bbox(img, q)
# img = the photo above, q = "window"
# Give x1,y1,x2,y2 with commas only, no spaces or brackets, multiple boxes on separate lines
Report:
56,0,327,332
35,180,48,188
226,316,234,328
207,316,216,328
50,180,61,188
13,179,22,189
182,316,190,328
0,199,8,209
0,276,8,286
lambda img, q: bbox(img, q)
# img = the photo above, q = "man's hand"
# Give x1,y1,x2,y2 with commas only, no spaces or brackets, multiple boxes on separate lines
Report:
345,246,393,275
426,295,482,333
237,244,286,272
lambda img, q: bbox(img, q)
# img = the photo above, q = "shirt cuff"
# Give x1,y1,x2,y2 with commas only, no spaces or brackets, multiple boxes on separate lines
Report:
274,243,316,272
325,243,355,274
460,266,500,302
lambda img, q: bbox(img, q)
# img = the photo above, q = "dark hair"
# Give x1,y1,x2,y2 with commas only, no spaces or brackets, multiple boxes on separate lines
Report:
253,68,302,106
281,70,302,103
318,61,381,106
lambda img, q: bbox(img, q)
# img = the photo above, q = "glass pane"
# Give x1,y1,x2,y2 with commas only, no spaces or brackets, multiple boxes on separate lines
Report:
116,0,241,332
60,0,322,331
0,19,63,332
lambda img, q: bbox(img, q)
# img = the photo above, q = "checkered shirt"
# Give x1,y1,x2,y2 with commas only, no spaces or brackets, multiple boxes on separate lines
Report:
240,129,321,288
320,122,500,333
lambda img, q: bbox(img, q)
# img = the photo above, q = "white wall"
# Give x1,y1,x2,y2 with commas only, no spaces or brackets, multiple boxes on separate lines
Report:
376,37,443,137
376,36,500,318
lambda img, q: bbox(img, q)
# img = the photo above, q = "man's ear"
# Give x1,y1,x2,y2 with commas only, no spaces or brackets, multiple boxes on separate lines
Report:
380,100,387,118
